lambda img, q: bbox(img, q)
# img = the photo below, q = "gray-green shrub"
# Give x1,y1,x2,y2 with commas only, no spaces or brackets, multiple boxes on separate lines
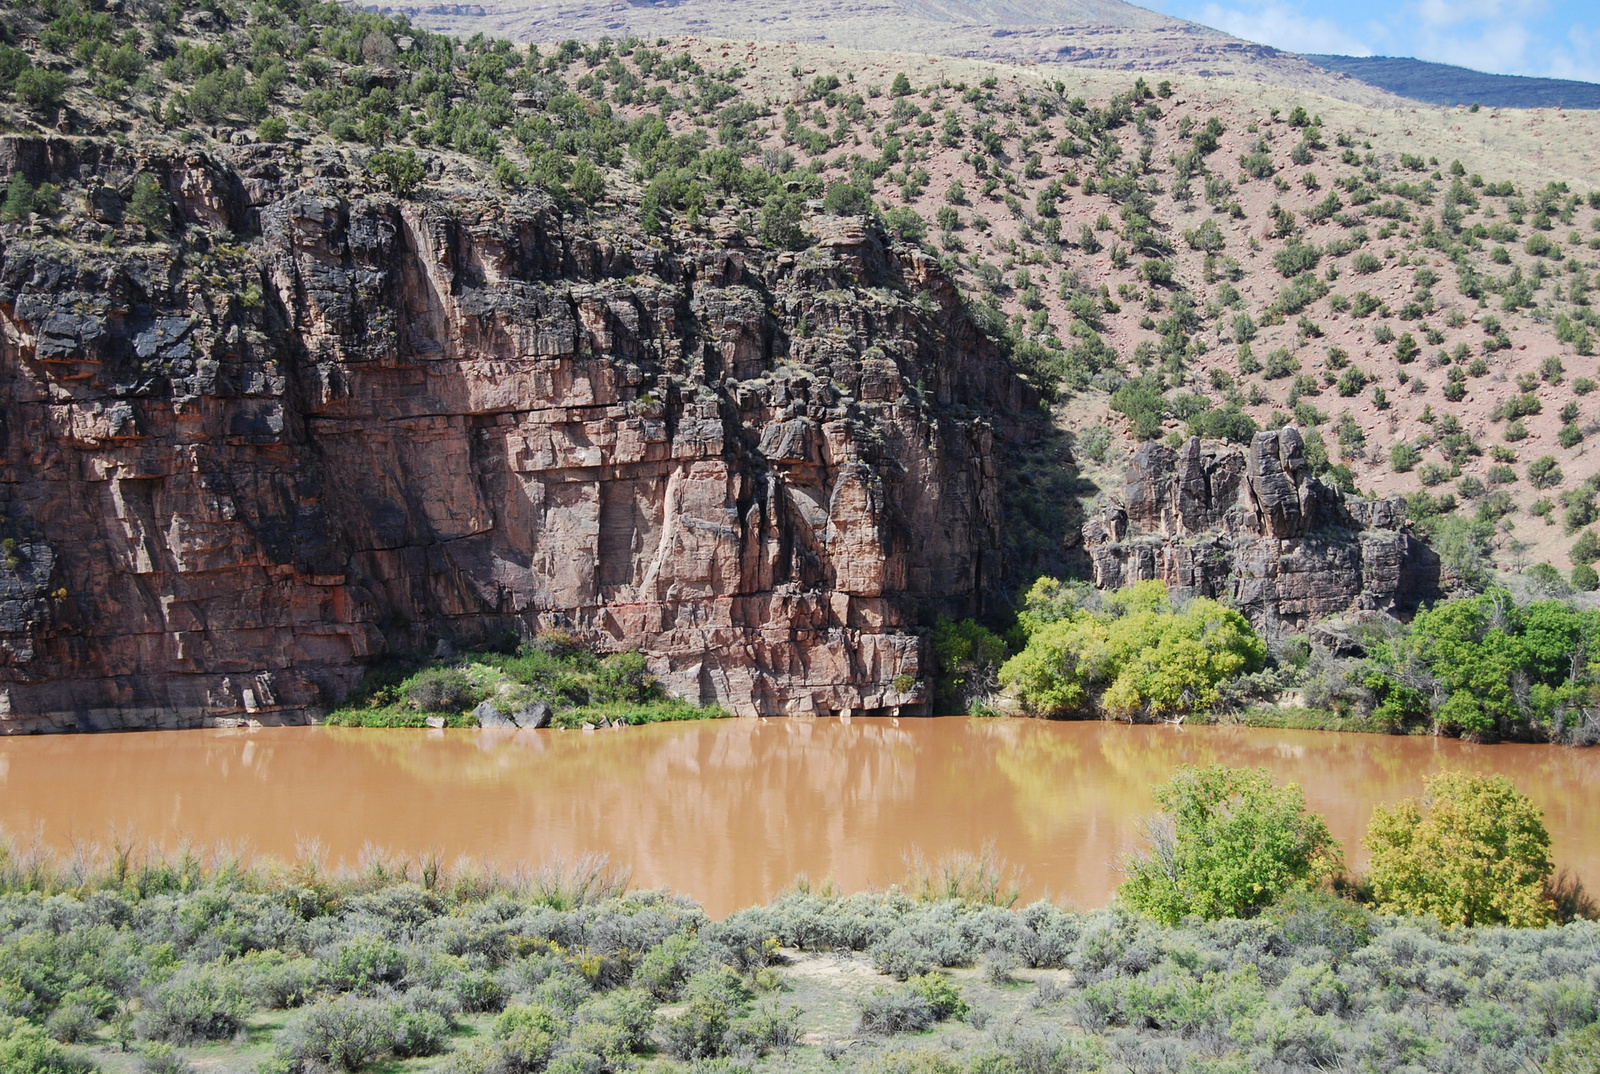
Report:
136,965,251,1044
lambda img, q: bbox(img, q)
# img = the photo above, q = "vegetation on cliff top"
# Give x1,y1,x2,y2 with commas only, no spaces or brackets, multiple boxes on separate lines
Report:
0,761,1593,1074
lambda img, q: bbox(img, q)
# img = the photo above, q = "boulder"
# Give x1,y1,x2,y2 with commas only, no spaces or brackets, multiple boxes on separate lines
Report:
88,186,123,224
473,702,515,728
511,701,551,729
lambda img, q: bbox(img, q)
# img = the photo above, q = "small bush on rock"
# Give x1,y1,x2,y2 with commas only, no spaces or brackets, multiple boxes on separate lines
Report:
404,669,479,714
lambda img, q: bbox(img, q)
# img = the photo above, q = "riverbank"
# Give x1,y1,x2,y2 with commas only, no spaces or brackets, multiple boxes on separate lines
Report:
1207,705,1395,734
322,635,727,730
946,582,1600,746
0,845,1595,1074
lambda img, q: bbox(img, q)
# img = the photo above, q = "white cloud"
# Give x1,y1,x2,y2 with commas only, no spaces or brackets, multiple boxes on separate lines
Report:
1413,0,1545,31
1195,1,1373,54
1411,13,1600,80
1412,21,1533,73
1545,23,1600,81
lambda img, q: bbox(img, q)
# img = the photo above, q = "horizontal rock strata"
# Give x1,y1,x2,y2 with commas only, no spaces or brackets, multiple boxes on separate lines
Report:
0,139,1033,730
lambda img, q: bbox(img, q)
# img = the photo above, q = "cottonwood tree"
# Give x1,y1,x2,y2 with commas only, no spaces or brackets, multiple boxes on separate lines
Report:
1365,771,1554,926
1120,765,1341,923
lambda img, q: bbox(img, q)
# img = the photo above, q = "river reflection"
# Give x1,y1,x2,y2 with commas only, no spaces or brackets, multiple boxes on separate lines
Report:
1,718,1594,916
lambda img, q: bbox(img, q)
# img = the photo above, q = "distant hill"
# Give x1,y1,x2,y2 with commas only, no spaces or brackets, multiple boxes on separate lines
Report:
1305,55,1600,109
392,0,1404,105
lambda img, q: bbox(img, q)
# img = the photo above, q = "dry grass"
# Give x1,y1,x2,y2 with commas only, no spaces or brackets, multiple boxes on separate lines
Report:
0,828,630,908
898,843,1026,907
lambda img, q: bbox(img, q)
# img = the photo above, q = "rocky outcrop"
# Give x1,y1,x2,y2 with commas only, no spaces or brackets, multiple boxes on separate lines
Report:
1083,430,1440,627
0,140,1034,731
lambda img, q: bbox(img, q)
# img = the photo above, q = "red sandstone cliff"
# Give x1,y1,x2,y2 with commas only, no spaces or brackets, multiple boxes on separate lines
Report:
0,139,1035,730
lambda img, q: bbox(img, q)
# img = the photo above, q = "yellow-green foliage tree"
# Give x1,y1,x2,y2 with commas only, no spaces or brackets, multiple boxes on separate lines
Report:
1363,771,1555,927
1120,765,1342,923
997,579,1265,719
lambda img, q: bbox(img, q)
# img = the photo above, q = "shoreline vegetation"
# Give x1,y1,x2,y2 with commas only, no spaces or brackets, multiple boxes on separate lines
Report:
938,578,1600,745
324,576,1600,745
0,763,1595,1074
323,630,726,730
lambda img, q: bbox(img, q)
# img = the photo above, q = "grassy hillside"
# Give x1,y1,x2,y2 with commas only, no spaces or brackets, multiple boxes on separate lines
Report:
5,0,1600,591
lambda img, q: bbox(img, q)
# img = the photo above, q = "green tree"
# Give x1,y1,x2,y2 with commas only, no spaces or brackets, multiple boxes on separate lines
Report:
257,116,289,143
1372,585,1600,738
568,158,605,206
492,1004,561,1069
13,68,67,111
758,192,807,251
882,206,926,244
1545,1023,1600,1074
1120,765,1342,923
1573,529,1600,564
1529,455,1564,490
0,46,27,95
1,174,34,222
998,580,1265,719
1109,377,1167,441
1389,441,1419,472
1394,332,1419,364
367,149,427,198
0,1015,93,1074
491,156,523,189
890,72,912,97
1364,771,1554,926
822,180,871,216
1186,404,1259,444
126,172,170,236
931,618,1007,708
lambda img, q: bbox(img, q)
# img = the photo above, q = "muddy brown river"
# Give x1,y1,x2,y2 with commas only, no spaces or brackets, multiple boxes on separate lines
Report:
2,718,1594,916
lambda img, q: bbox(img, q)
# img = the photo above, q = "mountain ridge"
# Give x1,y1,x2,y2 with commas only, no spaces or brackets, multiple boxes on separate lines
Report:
1305,55,1600,111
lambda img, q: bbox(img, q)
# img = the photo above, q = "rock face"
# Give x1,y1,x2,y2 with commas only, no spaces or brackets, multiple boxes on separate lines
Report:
1083,430,1440,627
0,140,1032,731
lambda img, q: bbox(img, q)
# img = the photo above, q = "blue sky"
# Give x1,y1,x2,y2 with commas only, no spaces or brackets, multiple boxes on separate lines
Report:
1139,0,1600,83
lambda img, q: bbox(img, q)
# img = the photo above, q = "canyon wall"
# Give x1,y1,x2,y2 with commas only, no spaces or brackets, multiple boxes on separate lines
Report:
1082,429,1442,629
0,139,1034,731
